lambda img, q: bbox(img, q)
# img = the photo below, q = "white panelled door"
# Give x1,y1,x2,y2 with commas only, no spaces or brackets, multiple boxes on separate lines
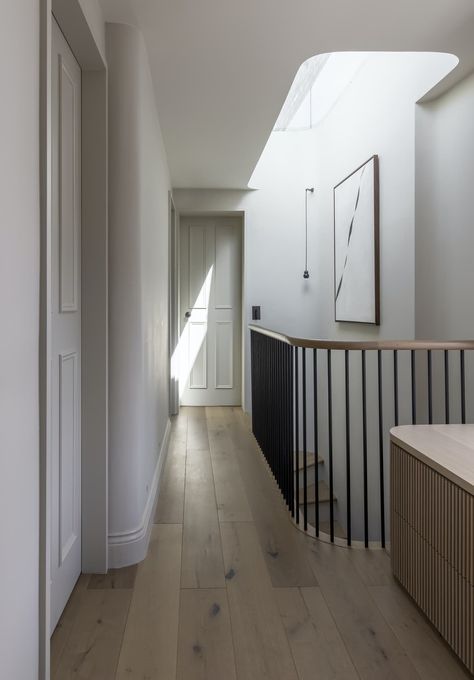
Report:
180,217,242,406
50,18,82,633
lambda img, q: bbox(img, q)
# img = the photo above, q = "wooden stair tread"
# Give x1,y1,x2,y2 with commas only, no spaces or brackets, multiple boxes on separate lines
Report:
295,453,324,470
299,480,336,504
318,520,347,539
302,505,347,538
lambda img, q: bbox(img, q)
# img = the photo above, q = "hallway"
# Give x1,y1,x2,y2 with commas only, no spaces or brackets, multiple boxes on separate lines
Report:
51,407,470,679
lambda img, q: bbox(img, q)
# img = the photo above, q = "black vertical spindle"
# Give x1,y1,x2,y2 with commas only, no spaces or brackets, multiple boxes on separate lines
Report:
270,339,274,476
393,350,399,427
276,341,280,489
411,350,417,425
288,346,295,518
362,350,369,548
428,350,433,425
313,349,319,537
278,340,282,491
345,350,352,546
327,350,334,543
445,350,450,424
378,350,386,549
302,348,308,530
283,345,292,509
295,347,299,524
461,350,466,425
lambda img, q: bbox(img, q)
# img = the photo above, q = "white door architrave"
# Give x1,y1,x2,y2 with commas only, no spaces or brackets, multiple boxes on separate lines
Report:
179,215,243,407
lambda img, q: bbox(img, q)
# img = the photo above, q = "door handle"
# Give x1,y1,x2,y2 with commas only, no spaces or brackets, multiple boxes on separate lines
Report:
185,311,191,318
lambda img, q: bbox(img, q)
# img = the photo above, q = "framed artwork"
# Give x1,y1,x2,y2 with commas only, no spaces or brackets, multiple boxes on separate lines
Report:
334,155,380,324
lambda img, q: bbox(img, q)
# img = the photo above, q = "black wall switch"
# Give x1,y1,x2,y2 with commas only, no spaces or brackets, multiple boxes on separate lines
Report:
252,306,261,321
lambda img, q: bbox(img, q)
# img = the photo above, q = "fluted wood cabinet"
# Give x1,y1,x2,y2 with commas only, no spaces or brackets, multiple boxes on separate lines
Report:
391,426,474,675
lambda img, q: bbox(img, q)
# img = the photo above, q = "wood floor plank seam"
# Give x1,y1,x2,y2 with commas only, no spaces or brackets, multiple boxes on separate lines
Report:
181,447,226,588
112,584,134,680
306,583,364,680
210,416,250,680
220,521,300,680
175,417,188,678
176,587,238,680
115,524,183,679
368,583,473,679
276,586,363,680
51,574,91,679
221,580,241,680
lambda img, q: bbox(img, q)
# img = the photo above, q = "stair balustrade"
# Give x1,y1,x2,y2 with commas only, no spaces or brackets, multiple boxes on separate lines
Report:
250,325,474,547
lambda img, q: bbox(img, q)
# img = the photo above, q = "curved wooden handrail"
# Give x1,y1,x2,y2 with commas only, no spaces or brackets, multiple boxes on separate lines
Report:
248,324,474,351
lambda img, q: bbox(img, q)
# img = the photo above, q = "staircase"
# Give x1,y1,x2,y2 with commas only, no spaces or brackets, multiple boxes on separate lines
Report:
296,452,346,539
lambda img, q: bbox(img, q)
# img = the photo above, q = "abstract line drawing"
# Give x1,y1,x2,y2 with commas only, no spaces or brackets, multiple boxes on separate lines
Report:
334,155,380,324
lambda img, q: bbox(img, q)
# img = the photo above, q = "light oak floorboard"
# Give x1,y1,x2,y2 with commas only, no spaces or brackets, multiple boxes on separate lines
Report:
208,421,252,523
275,587,359,680
88,565,137,590
187,418,210,451
115,524,182,680
181,406,206,417
169,412,188,445
155,440,186,524
220,521,299,680
205,406,240,422
370,583,472,679
346,547,393,587
51,574,90,678
229,419,317,588
176,588,237,680
54,588,132,680
52,407,470,680
181,448,226,588
304,538,421,680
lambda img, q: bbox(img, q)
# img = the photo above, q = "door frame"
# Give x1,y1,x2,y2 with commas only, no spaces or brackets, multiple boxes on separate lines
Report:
168,193,179,416
39,2,108,678
176,211,245,407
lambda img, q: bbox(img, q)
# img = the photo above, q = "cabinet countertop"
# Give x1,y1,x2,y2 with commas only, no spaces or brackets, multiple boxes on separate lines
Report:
390,425,474,496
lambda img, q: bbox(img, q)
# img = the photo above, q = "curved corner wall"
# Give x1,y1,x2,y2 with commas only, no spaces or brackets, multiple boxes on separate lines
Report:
107,22,171,567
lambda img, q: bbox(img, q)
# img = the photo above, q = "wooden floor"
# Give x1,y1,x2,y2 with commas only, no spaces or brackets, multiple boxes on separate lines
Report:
51,407,472,679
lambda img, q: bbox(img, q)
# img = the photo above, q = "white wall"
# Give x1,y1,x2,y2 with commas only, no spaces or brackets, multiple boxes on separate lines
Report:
0,2,40,678
416,71,474,340
107,22,171,566
175,53,453,411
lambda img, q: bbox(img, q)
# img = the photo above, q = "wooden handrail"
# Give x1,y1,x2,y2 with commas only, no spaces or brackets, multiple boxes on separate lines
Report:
248,324,474,351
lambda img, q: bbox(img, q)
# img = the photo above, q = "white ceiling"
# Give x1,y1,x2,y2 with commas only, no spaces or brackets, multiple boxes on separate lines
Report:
99,0,474,189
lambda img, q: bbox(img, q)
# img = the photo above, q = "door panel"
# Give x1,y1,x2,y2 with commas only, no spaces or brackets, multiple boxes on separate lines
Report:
215,321,233,389
59,56,79,312
189,325,207,389
180,217,242,406
58,351,79,564
51,18,82,634
189,224,208,307
215,225,236,309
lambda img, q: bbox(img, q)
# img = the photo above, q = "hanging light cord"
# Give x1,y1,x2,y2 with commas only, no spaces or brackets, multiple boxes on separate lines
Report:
304,187,314,278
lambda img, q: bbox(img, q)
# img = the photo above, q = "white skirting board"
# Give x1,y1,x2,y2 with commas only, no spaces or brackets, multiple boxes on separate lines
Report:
108,419,171,568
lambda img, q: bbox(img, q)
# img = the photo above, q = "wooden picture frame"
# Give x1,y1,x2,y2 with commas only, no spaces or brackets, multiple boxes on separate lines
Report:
334,155,380,325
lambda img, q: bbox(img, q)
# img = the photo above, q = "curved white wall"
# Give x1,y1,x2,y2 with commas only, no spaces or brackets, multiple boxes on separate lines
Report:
0,2,40,677
107,22,171,565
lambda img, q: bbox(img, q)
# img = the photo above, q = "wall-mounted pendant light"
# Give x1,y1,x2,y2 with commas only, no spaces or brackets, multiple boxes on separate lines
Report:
303,187,314,279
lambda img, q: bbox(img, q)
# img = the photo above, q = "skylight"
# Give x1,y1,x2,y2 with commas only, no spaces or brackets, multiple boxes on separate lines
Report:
274,53,369,131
